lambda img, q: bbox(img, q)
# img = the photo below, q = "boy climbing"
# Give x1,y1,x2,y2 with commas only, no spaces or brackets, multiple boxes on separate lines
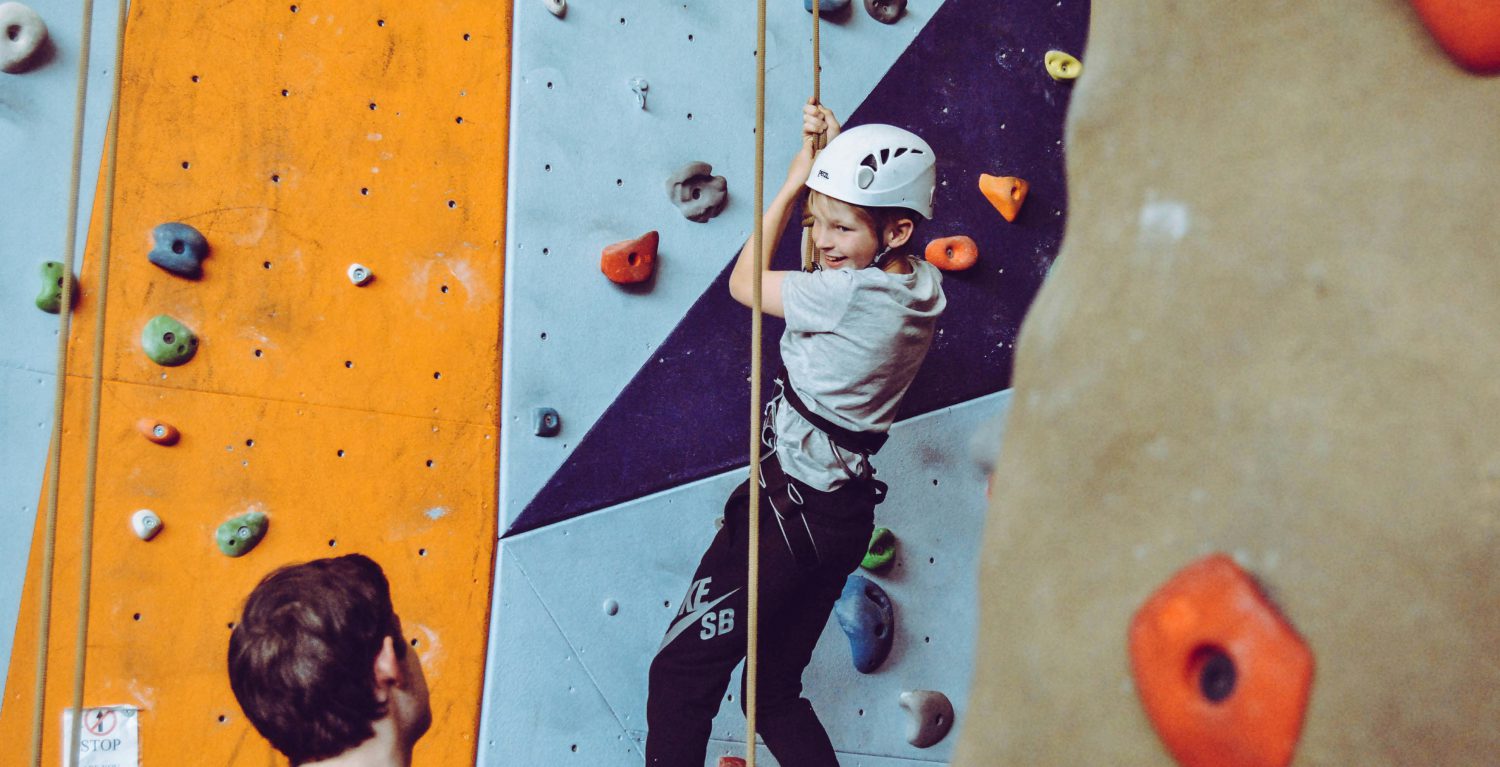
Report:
645,102,946,766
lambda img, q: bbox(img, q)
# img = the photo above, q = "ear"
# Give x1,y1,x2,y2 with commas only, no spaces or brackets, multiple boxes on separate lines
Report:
372,635,402,703
883,217,915,250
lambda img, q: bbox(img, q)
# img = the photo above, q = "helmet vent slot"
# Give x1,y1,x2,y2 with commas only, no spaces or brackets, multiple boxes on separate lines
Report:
893,147,908,159
879,148,891,164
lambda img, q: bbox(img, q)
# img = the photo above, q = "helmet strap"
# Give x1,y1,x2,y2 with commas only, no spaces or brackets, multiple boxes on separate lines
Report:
869,245,895,270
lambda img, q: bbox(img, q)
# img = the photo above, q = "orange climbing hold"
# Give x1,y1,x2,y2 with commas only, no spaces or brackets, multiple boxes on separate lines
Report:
924,235,979,271
979,174,1028,222
1408,0,1500,74
1128,554,1314,767
136,418,181,446
600,231,659,285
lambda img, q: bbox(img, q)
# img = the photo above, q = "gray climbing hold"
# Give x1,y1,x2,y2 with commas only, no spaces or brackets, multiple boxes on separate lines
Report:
544,0,566,18
899,690,954,748
665,162,729,223
834,574,895,673
630,77,649,110
803,0,851,13
603,598,619,616
533,407,561,437
148,222,209,278
0,3,47,74
35,261,75,314
131,509,163,541
863,0,905,24
216,511,268,557
141,315,199,367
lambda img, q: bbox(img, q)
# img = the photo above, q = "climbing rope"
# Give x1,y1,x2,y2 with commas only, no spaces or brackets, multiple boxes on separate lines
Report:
65,1,129,765
745,0,768,760
747,4,822,763
31,2,97,764
801,0,825,272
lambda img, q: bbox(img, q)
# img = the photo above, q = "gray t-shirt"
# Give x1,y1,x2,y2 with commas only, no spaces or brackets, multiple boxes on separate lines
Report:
773,255,946,490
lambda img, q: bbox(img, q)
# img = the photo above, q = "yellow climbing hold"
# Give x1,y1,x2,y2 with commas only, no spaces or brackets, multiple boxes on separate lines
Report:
1045,49,1082,81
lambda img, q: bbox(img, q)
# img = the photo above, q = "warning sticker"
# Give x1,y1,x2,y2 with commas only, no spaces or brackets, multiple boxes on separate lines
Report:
60,706,140,767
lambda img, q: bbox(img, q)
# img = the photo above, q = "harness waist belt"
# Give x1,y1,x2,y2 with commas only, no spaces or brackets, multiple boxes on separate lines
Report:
775,367,889,456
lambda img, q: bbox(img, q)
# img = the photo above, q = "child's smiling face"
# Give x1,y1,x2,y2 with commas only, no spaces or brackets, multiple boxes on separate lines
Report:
807,191,882,270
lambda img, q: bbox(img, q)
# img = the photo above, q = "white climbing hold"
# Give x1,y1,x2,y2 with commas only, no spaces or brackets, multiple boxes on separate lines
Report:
899,690,954,748
544,0,566,19
131,509,163,541
630,77,649,110
0,2,48,74
347,263,373,286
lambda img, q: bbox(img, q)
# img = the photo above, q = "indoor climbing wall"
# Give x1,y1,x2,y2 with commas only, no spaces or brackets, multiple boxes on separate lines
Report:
485,1,1087,765
0,0,123,705
955,1,1500,765
0,2,508,765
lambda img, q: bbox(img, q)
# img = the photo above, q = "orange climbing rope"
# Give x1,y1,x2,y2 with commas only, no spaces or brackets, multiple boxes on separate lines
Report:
30,2,97,763
64,1,129,765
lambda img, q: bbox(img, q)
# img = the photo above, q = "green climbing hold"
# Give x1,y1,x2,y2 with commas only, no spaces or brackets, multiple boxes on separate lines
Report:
215,511,268,557
861,527,897,571
35,261,76,314
141,315,199,366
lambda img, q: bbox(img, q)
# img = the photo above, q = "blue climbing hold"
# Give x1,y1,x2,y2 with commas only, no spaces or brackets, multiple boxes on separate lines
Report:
834,574,895,673
804,0,851,12
148,222,209,278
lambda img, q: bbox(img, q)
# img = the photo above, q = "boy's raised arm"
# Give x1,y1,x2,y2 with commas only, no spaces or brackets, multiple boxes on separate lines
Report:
728,103,841,316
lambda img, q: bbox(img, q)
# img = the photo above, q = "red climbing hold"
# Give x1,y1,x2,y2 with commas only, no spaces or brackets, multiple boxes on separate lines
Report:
717,759,747,767
137,418,181,446
1408,0,1500,74
600,231,659,285
924,235,979,271
978,174,1028,222
1128,554,1314,767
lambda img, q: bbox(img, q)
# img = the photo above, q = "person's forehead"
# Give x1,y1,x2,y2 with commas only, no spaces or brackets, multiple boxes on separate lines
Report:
809,193,868,224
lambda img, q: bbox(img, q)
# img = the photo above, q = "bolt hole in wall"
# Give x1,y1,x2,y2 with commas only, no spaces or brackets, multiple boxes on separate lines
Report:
328,539,337,548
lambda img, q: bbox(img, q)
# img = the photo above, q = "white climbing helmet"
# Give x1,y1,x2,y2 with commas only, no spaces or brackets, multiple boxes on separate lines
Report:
806,124,936,220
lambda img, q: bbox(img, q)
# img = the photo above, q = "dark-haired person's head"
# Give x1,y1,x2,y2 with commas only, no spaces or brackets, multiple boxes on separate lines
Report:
228,554,430,766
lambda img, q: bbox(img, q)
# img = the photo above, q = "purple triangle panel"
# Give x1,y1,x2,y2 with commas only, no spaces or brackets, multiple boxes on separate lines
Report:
509,0,1091,536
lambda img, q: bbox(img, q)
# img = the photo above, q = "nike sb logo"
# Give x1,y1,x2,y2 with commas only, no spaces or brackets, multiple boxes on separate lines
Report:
659,577,739,650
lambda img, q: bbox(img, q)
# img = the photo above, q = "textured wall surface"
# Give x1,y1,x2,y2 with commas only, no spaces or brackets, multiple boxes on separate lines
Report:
956,1,1500,765
0,2,508,764
0,0,122,707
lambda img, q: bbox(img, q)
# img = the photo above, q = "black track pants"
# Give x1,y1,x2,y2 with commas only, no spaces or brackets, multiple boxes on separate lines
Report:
646,455,875,767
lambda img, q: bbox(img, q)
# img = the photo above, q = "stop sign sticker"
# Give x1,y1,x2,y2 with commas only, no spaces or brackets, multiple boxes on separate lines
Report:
61,706,140,767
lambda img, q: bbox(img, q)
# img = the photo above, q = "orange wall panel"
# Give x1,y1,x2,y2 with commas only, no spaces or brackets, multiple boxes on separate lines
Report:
1,1,509,764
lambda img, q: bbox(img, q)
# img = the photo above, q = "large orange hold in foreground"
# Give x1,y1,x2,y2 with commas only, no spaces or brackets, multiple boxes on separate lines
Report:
924,235,979,271
601,231,659,284
1128,555,1314,767
1408,0,1500,73
978,174,1028,222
